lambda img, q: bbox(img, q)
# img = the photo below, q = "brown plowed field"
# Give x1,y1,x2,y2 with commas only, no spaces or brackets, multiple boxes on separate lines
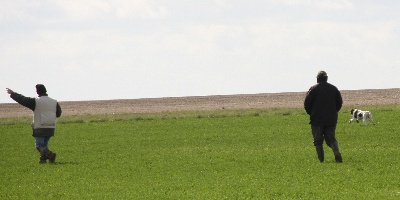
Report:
1,88,399,118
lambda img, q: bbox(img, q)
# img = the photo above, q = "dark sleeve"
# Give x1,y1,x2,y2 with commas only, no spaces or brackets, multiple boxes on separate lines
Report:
336,89,343,112
10,92,36,111
304,87,314,115
56,103,62,118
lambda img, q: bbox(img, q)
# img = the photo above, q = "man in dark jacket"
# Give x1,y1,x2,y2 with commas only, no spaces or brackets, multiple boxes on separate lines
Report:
6,84,62,164
304,71,343,163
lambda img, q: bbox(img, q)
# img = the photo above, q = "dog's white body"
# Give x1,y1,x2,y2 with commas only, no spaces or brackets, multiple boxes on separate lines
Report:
349,109,374,125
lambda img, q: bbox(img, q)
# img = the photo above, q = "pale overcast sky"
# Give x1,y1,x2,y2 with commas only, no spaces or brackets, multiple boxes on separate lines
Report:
1,0,399,103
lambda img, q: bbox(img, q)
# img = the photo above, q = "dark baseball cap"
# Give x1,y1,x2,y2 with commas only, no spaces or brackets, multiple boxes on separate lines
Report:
316,71,328,78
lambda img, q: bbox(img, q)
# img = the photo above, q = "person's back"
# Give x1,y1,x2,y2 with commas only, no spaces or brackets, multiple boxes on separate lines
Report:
33,96,58,129
305,81,342,126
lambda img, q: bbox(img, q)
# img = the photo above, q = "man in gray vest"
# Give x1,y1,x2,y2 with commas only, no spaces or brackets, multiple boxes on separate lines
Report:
6,84,62,164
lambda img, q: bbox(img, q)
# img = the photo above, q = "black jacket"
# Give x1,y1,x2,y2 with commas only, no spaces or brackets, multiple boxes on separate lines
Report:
10,92,62,137
304,81,343,126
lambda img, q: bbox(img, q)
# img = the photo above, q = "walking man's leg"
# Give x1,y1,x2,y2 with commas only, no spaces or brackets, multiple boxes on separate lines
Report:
325,126,342,163
311,125,325,162
35,137,56,164
35,137,47,164
44,137,56,163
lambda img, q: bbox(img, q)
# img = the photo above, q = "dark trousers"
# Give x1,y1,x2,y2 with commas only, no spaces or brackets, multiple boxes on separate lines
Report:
311,125,341,162
311,125,338,148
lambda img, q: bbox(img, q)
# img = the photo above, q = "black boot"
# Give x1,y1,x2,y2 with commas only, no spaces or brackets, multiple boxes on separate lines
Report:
315,145,324,162
37,147,47,164
46,149,56,164
37,146,56,164
331,141,343,163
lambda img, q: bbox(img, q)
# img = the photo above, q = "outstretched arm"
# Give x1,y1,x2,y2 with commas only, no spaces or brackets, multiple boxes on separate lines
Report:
6,88,36,111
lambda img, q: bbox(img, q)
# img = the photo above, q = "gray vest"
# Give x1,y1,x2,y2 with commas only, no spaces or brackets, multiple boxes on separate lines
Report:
33,96,57,129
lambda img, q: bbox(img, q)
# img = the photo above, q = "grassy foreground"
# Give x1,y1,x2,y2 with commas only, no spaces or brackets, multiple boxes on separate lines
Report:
0,105,399,199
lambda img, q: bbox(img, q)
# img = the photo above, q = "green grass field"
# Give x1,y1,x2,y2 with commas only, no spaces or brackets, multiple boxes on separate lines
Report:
1,105,399,199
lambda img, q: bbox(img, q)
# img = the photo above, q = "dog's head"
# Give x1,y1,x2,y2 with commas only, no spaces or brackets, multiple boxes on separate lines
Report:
351,109,364,118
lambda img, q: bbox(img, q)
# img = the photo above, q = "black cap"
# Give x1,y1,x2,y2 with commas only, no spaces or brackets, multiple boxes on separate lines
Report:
316,71,328,78
36,84,47,95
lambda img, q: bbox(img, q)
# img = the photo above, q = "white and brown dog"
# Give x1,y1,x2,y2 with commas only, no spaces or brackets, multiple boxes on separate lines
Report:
349,109,375,125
